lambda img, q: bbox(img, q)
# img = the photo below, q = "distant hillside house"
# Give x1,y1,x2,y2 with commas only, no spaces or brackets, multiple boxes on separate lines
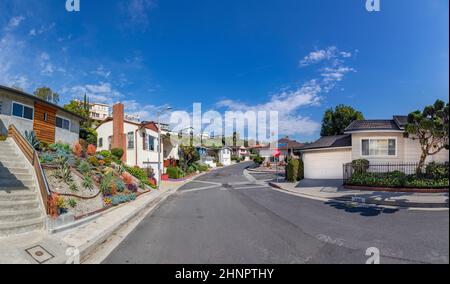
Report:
0,85,83,145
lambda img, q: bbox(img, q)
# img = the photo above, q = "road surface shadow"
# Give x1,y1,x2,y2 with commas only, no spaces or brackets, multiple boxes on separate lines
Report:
325,201,399,217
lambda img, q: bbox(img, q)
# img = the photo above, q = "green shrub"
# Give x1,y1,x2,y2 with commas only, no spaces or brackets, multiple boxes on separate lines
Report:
69,183,78,192
80,127,98,146
68,198,77,208
167,166,184,179
286,159,300,182
297,159,304,181
251,155,264,165
88,156,99,167
99,150,112,159
126,166,151,186
0,135,7,141
77,161,91,175
352,159,370,174
111,148,124,160
347,170,448,189
49,142,71,154
425,162,449,179
100,173,114,195
196,163,209,172
404,176,449,188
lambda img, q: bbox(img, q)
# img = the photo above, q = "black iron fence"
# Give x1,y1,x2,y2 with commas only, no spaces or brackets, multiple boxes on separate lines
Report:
343,162,420,185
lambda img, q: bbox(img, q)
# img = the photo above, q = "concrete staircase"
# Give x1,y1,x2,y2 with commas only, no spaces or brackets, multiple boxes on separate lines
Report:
0,139,45,237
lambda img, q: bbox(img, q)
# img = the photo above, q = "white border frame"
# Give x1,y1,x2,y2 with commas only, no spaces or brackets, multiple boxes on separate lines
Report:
11,100,34,121
360,137,398,158
56,115,71,131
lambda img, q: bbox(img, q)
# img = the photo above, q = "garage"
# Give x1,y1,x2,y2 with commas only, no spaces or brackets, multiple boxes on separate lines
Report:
300,135,352,180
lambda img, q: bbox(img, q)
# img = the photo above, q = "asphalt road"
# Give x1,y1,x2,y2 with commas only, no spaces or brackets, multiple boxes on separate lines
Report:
103,162,449,264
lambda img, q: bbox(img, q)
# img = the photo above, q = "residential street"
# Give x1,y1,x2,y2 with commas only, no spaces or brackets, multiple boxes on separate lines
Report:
103,163,449,264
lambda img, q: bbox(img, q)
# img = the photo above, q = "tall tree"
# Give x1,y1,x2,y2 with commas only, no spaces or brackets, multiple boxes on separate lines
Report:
63,100,89,119
34,87,60,104
321,105,364,136
406,99,449,174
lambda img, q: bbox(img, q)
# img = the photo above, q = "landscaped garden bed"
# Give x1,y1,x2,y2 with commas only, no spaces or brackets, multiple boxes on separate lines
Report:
344,160,449,193
26,135,158,219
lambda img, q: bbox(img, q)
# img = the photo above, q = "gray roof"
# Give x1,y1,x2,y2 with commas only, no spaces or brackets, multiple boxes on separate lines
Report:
0,85,85,120
345,116,408,132
300,135,351,151
393,115,408,129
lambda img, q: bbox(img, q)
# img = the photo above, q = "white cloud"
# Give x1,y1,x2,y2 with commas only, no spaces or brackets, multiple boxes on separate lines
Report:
300,46,338,67
91,66,111,78
121,0,157,30
67,82,124,104
122,99,171,122
217,46,357,137
28,22,55,36
39,52,55,76
5,16,25,31
299,46,354,67
0,33,30,89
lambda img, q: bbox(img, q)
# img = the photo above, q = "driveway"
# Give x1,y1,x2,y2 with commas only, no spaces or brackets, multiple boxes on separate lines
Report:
103,163,449,264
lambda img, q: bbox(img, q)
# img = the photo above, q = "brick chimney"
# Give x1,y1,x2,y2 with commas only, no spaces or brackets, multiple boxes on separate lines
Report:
112,103,127,162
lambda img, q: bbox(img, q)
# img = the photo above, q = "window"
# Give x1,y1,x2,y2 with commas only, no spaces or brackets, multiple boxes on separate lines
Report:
148,136,155,151
108,136,112,150
361,138,396,157
56,117,70,130
99,138,103,148
0,100,3,114
143,133,148,150
12,102,34,120
127,132,134,149
44,113,48,122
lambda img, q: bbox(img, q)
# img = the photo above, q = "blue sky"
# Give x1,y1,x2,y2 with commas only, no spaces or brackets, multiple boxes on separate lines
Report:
0,0,448,142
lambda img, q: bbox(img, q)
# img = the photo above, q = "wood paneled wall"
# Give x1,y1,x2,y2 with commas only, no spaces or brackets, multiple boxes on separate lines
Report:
33,102,57,144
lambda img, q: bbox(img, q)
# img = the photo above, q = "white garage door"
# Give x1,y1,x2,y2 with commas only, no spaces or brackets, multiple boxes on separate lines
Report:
303,149,352,179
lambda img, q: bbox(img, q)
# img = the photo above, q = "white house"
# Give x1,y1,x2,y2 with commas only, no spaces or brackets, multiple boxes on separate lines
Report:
96,103,163,181
219,147,232,166
300,116,449,180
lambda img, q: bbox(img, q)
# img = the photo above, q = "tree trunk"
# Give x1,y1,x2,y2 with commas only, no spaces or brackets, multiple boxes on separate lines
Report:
417,151,428,176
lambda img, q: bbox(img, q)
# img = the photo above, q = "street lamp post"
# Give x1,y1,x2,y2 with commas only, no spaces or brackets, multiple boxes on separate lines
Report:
157,107,172,189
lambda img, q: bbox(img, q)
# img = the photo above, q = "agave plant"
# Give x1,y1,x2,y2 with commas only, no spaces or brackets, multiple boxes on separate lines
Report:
24,130,40,150
100,173,114,195
53,164,73,185
82,175,94,191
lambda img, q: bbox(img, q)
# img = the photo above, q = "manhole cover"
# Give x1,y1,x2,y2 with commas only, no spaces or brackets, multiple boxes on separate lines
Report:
25,245,54,264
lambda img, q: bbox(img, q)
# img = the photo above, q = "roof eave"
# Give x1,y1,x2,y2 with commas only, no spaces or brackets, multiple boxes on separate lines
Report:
300,146,352,152
344,129,404,134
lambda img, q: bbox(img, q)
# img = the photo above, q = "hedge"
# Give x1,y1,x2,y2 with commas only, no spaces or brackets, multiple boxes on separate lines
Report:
286,159,300,182
347,171,449,189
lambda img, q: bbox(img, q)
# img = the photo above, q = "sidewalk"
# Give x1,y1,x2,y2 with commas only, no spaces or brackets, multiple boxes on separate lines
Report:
269,180,449,209
0,179,189,264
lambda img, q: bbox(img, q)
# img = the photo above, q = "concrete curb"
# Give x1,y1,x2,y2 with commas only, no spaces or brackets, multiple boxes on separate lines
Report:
268,182,449,209
59,178,193,263
81,190,173,262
